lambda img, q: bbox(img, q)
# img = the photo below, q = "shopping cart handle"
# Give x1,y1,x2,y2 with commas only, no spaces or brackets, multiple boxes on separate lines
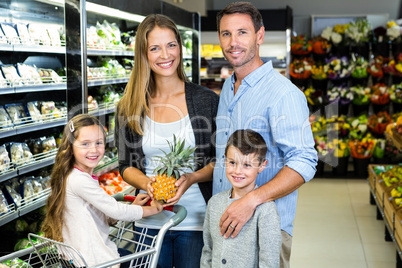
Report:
112,193,174,211
171,205,187,226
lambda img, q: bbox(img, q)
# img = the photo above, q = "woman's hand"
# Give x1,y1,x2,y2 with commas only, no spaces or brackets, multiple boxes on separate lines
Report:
132,193,150,206
165,173,194,206
147,176,156,199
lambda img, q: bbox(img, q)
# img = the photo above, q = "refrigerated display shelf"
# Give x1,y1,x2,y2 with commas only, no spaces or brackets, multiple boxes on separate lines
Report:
0,117,67,139
87,49,134,57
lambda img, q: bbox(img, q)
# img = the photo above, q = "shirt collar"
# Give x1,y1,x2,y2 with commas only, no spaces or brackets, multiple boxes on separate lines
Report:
74,167,98,180
230,60,273,89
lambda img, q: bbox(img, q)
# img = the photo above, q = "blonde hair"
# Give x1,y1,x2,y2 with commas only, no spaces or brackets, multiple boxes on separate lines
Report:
41,114,106,241
117,14,188,135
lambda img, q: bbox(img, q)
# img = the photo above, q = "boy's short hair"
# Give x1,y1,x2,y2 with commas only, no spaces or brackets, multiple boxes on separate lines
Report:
225,129,267,164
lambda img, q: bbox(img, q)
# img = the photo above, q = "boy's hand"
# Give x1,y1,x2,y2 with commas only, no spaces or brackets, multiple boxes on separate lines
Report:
132,193,150,206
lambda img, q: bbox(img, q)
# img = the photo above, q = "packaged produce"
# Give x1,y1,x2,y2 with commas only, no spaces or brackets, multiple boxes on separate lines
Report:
102,59,126,76
42,136,56,152
15,22,32,45
0,23,7,44
14,238,32,251
10,142,34,166
25,101,43,123
0,23,19,44
5,103,27,125
21,178,35,204
0,190,10,215
0,69,8,88
87,25,106,49
32,178,43,195
96,20,124,50
16,63,42,85
46,27,61,46
0,105,13,129
39,101,59,121
88,95,98,110
28,23,51,46
0,144,11,174
4,183,22,207
39,176,50,189
27,137,42,155
1,65,23,86
2,257,32,268
37,68,63,83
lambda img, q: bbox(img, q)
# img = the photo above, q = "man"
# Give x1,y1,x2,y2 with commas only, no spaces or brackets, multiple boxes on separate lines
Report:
212,2,318,267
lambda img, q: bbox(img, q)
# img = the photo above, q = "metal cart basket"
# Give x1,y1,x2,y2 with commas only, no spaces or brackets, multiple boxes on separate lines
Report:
0,194,187,268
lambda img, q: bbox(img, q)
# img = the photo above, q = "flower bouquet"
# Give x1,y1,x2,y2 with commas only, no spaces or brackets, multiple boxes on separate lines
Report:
384,139,402,164
370,83,390,113
311,64,329,92
289,57,313,89
312,36,331,61
350,56,369,86
321,24,349,57
349,114,368,140
387,21,402,59
327,86,353,116
327,115,351,138
345,18,371,59
350,85,372,115
349,133,376,177
372,26,390,57
291,34,312,56
331,138,351,175
304,85,325,113
314,136,333,176
326,56,352,86
367,56,386,84
368,111,392,137
311,115,327,137
382,53,402,84
372,138,387,164
390,83,402,112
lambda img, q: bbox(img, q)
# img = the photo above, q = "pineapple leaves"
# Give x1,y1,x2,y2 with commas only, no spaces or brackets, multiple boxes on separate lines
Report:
151,134,199,179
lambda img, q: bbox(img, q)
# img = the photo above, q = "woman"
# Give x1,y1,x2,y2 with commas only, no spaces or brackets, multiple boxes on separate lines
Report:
115,14,219,268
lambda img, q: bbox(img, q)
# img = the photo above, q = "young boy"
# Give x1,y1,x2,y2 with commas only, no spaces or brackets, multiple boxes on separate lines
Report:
201,129,281,268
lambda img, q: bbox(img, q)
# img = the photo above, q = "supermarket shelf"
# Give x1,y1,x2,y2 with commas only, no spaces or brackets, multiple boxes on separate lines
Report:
89,102,116,117
0,169,18,184
94,157,119,177
0,44,65,54
87,49,134,57
88,77,130,87
368,167,402,263
0,203,18,227
0,83,67,95
0,117,67,139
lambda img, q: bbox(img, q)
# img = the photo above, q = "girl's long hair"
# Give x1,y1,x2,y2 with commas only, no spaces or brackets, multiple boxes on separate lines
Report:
117,14,188,135
41,114,106,241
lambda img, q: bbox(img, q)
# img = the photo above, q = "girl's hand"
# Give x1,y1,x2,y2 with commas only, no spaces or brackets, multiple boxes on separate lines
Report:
147,176,156,199
150,199,163,213
132,193,150,206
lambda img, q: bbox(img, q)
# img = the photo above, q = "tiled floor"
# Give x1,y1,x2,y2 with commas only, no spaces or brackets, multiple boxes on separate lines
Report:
290,178,397,268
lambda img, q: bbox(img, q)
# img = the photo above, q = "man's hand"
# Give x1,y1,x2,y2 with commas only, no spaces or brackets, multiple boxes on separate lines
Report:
146,176,156,199
164,173,193,206
219,194,258,238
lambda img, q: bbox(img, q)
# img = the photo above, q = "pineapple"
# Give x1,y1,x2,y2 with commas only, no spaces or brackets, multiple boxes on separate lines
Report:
152,135,197,202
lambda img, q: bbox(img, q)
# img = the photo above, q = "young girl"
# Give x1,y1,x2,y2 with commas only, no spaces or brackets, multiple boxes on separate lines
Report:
41,114,163,267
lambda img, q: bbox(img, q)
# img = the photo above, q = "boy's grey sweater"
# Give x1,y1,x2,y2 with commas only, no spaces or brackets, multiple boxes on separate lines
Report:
201,188,282,268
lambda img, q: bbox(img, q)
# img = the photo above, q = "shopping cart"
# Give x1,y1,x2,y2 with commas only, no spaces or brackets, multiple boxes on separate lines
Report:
0,193,187,268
